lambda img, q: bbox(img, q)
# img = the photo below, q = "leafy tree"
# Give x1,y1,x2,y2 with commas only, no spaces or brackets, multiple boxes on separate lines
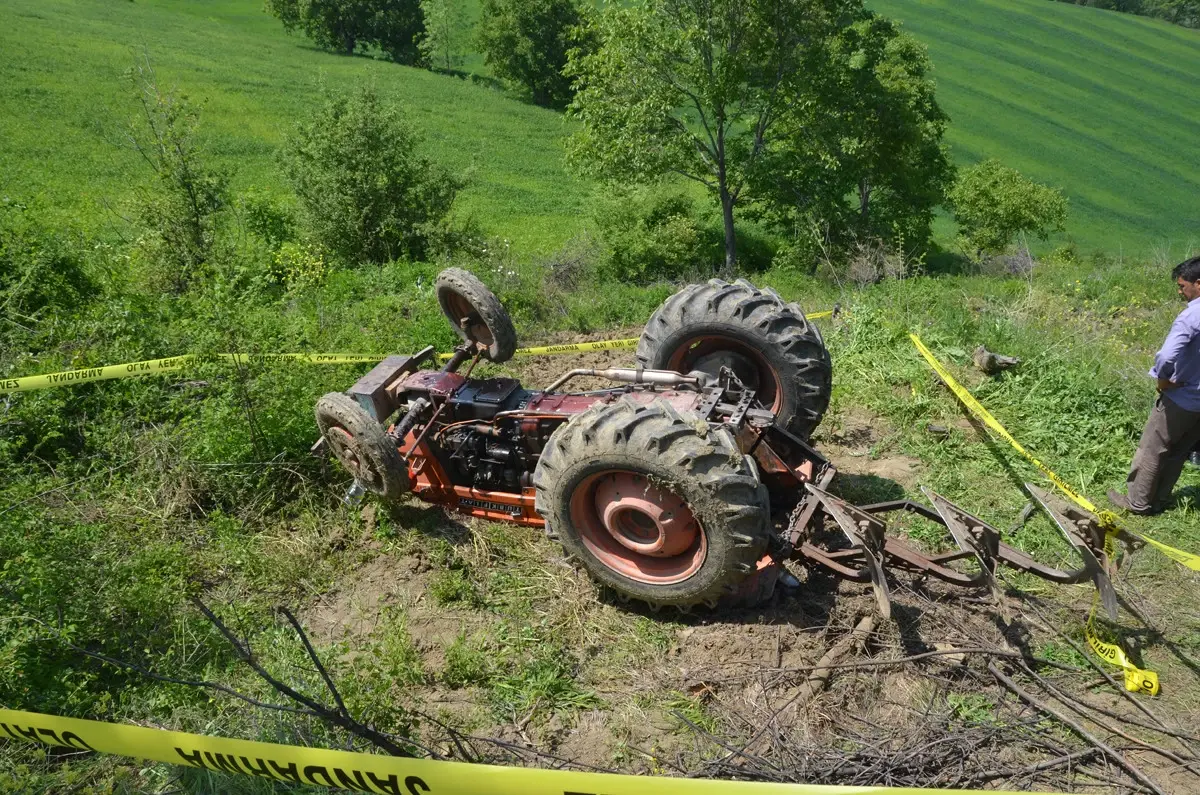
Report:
477,0,595,109
567,0,845,270
750,13,953,262
264,0,426,64
949,159,1069,258
280,85,463,264
419,0,470,71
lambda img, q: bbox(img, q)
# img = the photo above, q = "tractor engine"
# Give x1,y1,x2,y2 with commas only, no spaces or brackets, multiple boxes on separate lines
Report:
387,369,709,494
440,423,527,491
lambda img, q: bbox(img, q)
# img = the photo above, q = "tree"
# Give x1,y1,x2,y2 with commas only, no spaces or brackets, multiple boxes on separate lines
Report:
567,0,844,270
477,0,595,109
949,159,1069,258
419,0,470,72
279,85,463,264
750,14,953,261
264,0,426,64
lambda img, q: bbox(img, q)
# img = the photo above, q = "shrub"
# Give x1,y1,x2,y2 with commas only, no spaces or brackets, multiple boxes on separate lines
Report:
265,0,427,63
0,198,94,325
280,84,464,265
127,62,229,293
477,0,595,108
949,159,1068,259
237,187,296,249
270,241,329,289
592,188,719,284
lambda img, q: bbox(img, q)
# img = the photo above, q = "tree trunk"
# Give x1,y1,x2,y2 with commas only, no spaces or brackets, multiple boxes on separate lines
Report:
858,177,871,224
715,119,736,272
720,186,736,272
343,34,356,55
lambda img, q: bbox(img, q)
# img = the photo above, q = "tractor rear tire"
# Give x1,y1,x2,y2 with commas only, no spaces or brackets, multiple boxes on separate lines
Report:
435,268,518,363
316,392,410,500
533,397,771,610
636,278,832,439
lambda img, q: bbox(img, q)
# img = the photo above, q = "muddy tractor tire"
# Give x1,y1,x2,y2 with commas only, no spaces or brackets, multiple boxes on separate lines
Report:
435,267,518,363
636,279,832,439
316,392,410,499
533,397,771,610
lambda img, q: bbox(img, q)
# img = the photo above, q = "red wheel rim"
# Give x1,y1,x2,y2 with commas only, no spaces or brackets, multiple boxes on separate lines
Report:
444,291,494,345
324,426,362,474
569,471,706,584
666,336,783,413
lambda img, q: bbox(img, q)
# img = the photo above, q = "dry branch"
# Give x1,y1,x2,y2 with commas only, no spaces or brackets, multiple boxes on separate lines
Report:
989,661,1167,795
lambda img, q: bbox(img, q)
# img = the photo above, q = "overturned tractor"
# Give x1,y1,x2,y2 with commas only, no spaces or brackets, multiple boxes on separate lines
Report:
314,269,1128,616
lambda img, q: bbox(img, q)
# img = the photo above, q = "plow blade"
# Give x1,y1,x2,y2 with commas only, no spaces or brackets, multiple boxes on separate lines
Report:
805,484,892,619
1024,483,1125,621
924,488,1004,606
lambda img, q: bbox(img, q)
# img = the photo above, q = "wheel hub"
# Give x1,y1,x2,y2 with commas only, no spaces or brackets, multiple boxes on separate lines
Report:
689,349,762,393
668,336,782,413
326,426,363,477
570,471,706,584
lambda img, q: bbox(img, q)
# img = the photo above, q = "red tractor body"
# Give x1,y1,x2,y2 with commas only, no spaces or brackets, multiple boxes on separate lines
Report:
316,269,1130,615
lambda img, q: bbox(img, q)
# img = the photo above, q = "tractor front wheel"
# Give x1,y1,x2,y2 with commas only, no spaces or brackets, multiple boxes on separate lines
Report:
533,398,770,610
316,392,410,500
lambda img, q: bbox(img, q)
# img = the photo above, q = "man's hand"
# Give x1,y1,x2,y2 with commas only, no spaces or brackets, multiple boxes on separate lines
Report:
1157,377,1179,392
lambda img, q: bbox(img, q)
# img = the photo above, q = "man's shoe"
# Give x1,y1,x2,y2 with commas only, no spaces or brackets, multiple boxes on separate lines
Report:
1107,489,1160,516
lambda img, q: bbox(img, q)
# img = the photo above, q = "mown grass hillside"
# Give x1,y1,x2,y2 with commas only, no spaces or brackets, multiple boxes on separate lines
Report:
0,0,587,253
873,0,1200,253
1,0,1197,254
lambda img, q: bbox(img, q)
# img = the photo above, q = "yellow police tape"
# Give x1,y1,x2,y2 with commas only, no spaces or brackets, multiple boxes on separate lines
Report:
0,353,383,393
908,334,1180,695
1,309,836,394
0,343,645,393
0,708,1049,794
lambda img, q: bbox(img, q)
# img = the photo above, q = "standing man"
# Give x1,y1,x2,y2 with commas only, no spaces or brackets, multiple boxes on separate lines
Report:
1110,255,1200,515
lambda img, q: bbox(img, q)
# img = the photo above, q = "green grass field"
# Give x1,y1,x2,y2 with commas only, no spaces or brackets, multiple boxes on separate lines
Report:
0,0,587,253
4,4,1200,789
873,0,1200,253
1,0,1197,255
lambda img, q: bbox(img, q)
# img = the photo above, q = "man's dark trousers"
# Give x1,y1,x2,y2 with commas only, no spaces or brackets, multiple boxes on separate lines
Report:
1127,395,1200,512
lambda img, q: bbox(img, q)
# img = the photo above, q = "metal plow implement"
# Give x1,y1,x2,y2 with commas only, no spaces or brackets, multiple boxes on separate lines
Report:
793,481,1136,621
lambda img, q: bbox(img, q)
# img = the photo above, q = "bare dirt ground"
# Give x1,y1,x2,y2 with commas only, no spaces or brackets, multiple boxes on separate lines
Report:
302,344,1200,792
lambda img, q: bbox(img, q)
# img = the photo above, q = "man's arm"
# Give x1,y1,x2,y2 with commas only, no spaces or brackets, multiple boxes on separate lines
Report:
1153,311,1199,388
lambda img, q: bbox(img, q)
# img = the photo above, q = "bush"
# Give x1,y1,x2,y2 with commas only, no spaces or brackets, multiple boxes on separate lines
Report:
280,84,465,265
265,0,427,63
0,199,94,325
127,63,229,293
477,0,595,108
592,188,719,284
269,241,329,289
949,159,1068,260
237,187,296,249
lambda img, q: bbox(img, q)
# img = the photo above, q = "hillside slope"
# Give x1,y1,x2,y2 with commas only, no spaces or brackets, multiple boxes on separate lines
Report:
0,0,588,252
0,0,1196,252
873,0,1200,252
